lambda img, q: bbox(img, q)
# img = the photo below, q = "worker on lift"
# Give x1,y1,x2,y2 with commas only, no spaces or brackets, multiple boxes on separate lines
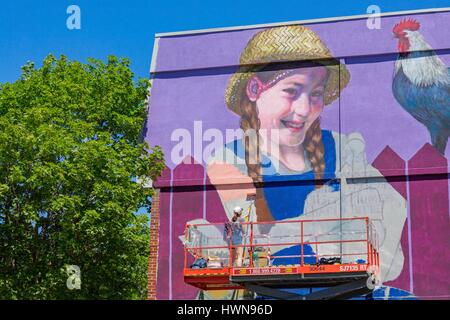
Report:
224,206,246,267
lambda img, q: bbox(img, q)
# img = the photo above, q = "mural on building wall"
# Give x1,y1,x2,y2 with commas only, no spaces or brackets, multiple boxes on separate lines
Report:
146,11,450,300
206,25,408,299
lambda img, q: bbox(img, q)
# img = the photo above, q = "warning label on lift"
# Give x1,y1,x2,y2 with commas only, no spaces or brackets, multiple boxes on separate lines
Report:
339,264,368,272
232,264,369,276
233,267,296,276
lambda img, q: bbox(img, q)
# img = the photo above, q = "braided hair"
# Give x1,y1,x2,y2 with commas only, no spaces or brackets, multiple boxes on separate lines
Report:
237,80,326,222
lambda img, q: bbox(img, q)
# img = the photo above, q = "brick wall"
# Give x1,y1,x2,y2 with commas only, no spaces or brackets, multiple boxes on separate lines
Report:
147,189,160,300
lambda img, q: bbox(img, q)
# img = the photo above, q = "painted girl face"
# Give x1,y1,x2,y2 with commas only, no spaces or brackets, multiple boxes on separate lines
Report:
248,66,328,147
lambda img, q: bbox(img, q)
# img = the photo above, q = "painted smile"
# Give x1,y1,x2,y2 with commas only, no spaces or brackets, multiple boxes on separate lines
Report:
281,120,305,132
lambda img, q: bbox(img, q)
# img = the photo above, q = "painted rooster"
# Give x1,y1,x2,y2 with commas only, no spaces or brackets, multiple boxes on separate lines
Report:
392,18,450,154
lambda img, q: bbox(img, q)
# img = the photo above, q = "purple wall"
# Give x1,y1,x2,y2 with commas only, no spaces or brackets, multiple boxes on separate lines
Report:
147,10,450,300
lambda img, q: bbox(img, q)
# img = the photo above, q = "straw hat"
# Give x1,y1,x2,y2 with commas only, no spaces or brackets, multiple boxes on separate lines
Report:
225,25,350,115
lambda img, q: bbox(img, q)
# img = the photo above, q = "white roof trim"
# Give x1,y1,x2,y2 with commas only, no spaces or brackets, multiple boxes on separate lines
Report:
155,7,450,38
149,37,161,74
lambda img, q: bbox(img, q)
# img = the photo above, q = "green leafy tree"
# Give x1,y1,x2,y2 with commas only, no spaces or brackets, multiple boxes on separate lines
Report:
0,55,164,299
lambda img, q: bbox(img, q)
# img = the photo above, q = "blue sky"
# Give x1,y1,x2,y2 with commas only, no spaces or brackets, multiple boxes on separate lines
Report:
1,0,449,84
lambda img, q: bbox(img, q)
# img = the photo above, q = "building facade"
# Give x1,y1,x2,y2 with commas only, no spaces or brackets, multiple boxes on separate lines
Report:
145,8,450,300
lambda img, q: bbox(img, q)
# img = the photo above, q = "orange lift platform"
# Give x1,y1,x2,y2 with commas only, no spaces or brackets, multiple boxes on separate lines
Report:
183,217,380,300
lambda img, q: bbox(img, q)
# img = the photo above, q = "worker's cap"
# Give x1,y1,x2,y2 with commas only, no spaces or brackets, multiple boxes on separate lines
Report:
233,206,243,215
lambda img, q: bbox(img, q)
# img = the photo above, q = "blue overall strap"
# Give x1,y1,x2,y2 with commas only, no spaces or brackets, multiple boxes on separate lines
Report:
262,130,337,220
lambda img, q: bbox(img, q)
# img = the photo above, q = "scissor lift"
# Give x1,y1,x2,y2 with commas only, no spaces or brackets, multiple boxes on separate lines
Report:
183,217,380,300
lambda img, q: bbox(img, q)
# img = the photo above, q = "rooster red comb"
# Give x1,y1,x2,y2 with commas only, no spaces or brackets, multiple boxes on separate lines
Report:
393,18,421,36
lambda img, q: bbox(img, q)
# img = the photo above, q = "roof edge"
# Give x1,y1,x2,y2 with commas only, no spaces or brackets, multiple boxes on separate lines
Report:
155,7,450,38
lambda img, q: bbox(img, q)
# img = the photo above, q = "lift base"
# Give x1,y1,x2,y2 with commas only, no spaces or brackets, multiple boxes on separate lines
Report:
237,276,373,300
